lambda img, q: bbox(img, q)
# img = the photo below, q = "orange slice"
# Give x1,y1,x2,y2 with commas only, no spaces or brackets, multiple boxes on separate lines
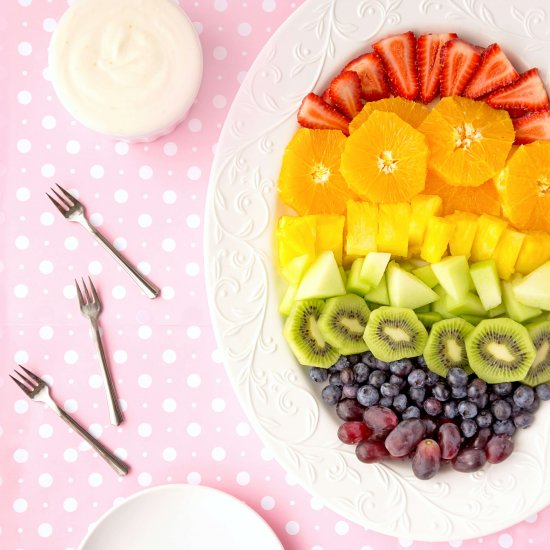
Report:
277,128,355,215
340,111,429,203
495,141,550,233
349,97,429,134
418,96,514,187
424,170,501,216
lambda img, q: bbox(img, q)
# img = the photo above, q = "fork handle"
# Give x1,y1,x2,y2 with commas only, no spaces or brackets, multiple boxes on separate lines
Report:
91,322,124,426
81,220,160,299
56,406,129,476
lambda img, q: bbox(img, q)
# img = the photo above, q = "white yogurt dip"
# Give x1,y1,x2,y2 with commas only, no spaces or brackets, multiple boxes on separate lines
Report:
49,0,203,141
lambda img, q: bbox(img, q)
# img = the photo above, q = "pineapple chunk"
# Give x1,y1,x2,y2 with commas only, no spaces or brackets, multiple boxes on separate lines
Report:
446,211,478,259
377,202,411,258
345,200,378,260
470,214,507,262
420,216,454,263
314,215,345,265
492,228,525,280
276,215,316,268
408,194,442,257
515,231,550,275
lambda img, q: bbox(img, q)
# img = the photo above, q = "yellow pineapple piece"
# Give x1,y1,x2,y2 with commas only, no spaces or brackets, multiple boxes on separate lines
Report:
276,215,317,268
377,202,411,258
314,215,345,265
280,254,311,285
446,211,479,259
408,194,443,257
515,231,550,275
470,214,507,262
345,200,379,261
492,228,526,280
420,216,454,263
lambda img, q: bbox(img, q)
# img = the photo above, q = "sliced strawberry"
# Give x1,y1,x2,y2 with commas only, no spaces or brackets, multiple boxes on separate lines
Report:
343,52,390,101
321,88,334,106
463,43,519,99
297,93,350,135
507,107,528,119
373,31,418,100
328,70,363,119
440,39,481,97
486,68,549,111
513,110,550,144
417,32,458,103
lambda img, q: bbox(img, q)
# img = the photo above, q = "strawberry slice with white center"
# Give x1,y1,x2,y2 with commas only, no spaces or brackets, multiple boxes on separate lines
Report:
373,31,418,100
328,70,363,119
463,43,519,99
513,110,550,144
297,93,350,135
486,68,549,111
417,32,458,104
440,38,482,97
343,52,390,101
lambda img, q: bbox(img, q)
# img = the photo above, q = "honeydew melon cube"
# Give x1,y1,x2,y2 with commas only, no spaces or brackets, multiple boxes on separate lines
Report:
295,251,346,300
346,258,372,296
513,262,550,311
387,263,439,310
488,303,507,318
502,280,542,323
279,285,297,316
470,259,502,310
364,273,390,305
445,291,487,317
359,251,391,288
431,285,454,319
280,254,312,285
414,305,431,313
431,255,471,302
412,264,439,288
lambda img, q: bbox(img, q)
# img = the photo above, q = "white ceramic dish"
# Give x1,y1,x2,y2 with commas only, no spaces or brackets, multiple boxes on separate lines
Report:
77,484,283,550
205,0,550,541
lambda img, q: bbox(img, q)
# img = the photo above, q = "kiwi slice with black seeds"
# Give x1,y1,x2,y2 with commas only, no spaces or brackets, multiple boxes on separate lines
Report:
423,318,474,377
465,318,536,383
522,321,550,387
317,294,370,355
363,306,428,362
283,299,340,368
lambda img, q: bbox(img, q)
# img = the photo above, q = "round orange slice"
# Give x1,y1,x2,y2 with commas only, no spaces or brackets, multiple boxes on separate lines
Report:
277,128,355,215
340,110,429,203
418,96,515,187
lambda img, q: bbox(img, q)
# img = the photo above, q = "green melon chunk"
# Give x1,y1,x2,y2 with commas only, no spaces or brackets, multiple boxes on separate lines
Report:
513,262,550,311
470,259,502,311
431,255,472,303
295,251,346,300
387,263,439,310
502,280,542,323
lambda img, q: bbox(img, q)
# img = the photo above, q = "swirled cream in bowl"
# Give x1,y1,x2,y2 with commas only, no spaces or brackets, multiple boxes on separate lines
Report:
49,0,202,142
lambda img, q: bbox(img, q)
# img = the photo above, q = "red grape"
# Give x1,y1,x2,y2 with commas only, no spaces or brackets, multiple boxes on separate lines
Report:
471,427,492,450
336,398,365,421
337,421,372,445
356,438,389,463
384,419,426,457
363,405,398,437
485,435,514,464
412,439,441,480
438,422,461,460
452,448,486,473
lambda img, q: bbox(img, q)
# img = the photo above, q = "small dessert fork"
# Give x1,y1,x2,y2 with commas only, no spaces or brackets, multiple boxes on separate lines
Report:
76,277,124,426
10,365,129,476
46,184,160,299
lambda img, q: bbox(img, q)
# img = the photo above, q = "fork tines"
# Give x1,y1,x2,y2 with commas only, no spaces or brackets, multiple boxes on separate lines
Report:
46,183,77,212
9,364,41,394
75,276,100,306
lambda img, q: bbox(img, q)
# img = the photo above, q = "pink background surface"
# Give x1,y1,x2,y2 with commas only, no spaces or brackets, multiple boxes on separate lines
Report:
1,1,550,549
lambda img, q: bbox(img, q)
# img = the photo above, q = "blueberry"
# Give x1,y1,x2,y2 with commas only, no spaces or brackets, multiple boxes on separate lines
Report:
342,384,359,399
491,399,512,421
444,400,458,419
513,385,535,408
389,374,405,389
357,385,380,407
340,367,355,385
360,352,377,368
458,400,478,419
417,356,428,370
461,419,477,438
425,370,440,387
447,367,469,387
536,383,550,401
379,396,393,407
492,382,513,397
389,359,414,377
433,382,451,402
368,370,386,388
451,385,467,399
423,396,443,416
409,386,426,403
393,394,408,413
476,410,493,429
321,384,342,406
408,369,426,388
309,367,328,383
347,354,360,365
402,405,421,419
332,356,350,371
353,362,370,384
329,372,342,385
513,411,534,429
493,419,516,436
467,379,487,399
375,359,391,372
381,382,400,398
524,396,540,413
470,393,488,410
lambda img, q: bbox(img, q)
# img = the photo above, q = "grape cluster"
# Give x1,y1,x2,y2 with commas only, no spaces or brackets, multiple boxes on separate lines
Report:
310,353,550,480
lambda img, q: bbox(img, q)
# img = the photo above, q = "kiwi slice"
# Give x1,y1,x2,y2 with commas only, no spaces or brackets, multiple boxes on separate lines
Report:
317,294,370,355
465,318,536,383
522,321,550,387
283,299,340,368
424,318,475,377
363,306,428,362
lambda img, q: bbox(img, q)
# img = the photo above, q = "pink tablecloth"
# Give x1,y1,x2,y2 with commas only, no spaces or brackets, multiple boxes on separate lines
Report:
1,1,549,549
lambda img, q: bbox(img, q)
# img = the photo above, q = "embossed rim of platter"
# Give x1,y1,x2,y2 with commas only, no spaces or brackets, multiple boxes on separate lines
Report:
204,0,550,541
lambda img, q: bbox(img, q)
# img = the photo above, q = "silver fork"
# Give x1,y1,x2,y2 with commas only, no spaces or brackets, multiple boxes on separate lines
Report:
10,365,129,476
47,184,160,299
76,277,124,426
